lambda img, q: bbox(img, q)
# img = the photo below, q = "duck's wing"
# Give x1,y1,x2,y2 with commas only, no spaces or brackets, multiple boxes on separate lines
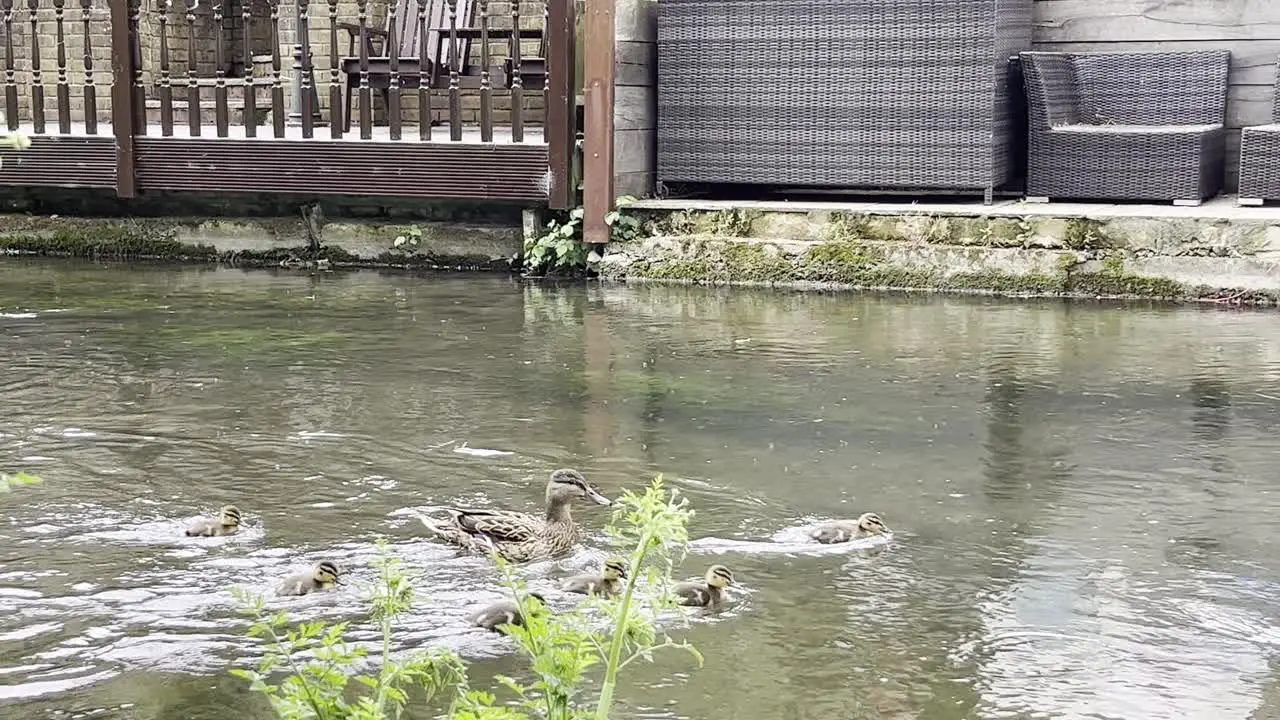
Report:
808,522,852,544
449,508,542,543
185,519,215,537
671,581,710,607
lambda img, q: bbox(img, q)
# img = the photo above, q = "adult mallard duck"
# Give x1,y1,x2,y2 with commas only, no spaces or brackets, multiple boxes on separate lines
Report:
276,560,342,596
808,512,890,544
184,505,242,537
560,557,628,598
672,564,734,608
417,469,611,563
471,592,547,633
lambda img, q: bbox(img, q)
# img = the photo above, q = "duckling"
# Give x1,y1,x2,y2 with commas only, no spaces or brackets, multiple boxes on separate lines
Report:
417,469,611,563
808,512,890,544
184,504,242,537
276,560,342,597
471,592,547,633
672,564,734,608
560,557,628,598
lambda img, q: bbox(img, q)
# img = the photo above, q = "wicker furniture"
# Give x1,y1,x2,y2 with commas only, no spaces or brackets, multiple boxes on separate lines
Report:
1238,58,1280,206
1020,50,1230,206
656,0,1032,201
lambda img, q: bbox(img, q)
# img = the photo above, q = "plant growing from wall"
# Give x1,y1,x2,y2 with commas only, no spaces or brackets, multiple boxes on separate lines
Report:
522,197,641,277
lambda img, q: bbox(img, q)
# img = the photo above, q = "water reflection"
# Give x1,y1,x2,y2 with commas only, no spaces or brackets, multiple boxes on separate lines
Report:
2,261,1280,719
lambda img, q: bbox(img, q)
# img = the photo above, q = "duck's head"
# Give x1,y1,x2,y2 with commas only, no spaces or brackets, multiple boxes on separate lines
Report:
546,469,611,507
602,557,628,582
219,505,242,528
313,560,341,585
705,564,734,590
858,512,890,536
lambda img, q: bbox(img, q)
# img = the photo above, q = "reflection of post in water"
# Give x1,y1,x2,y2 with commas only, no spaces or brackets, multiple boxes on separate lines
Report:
583,306,616,456
1190,372,1231,442
639,335,662,465
981,358,1069,513
982,359,1027,500
1187,368,1228,438
1188,371,1232,479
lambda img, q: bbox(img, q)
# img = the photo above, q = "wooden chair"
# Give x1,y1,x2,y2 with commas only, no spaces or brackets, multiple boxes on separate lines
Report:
338,0,477,130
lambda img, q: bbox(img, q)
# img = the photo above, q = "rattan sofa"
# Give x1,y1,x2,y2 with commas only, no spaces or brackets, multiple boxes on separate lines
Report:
656,0,1032,201
1239,58,1280,206
1019,50,1230,206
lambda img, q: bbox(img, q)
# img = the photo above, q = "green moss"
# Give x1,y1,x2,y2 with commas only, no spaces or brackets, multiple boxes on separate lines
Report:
633,258,715,281
972,218,1033,247
946,271,1065,294
655,210,701,237
822,212,903,243
720,242,796,283
1063,218,1111,250
1067,271,1186,298
0,219,219,260
697,209,761,237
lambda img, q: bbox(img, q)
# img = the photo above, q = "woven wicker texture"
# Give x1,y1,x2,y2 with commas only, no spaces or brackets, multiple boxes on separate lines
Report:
1238,56,1280,203
1020,50,1230,203
656,0,1032,193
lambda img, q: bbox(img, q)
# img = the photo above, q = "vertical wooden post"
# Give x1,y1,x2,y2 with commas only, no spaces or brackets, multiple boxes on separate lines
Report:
109,0,137,198
581,0,613,242
545,0,576,208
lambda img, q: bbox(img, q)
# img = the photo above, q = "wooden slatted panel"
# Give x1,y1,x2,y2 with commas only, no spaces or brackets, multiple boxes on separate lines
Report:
1032,0,1280,191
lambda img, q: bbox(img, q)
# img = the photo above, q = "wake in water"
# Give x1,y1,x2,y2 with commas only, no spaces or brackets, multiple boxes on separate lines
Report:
689,522,894,556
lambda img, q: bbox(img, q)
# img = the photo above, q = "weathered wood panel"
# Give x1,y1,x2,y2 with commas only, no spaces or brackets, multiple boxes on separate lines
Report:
1032,0,1280,191
1033,0,1280,43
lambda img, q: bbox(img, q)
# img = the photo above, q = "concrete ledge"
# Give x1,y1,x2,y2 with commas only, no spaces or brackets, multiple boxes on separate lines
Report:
0,215,522,270
600,200,1280,304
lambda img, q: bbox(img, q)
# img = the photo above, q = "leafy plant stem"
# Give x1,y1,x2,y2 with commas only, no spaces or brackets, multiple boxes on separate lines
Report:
594,525,655,720
264,621,329,719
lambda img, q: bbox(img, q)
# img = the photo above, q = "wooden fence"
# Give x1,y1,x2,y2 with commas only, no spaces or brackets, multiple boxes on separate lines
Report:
0,0,577,205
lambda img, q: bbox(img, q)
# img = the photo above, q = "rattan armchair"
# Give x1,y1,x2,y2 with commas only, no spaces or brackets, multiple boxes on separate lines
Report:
1020,50,1229,206
1238,58,1280,206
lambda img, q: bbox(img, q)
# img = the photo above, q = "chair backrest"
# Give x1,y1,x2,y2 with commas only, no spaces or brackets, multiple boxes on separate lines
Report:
1272,55,1280,123
1019,52,1081,129
1070,50,1230,126
388,0,478,70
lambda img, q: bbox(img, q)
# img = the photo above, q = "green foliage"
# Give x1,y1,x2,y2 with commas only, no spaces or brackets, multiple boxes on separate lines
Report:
524,207,590,277
390,226,424,254
477,476,701,720
523,197,640,277
234,478,701,720
0,132,30,169
603,196,642,244
231,540,467,720
1,472,42,492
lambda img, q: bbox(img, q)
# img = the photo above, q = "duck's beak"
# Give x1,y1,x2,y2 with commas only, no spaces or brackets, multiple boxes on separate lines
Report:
586,487,612,506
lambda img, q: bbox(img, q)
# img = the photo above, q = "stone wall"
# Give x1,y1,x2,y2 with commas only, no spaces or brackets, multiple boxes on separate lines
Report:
598,199,1280,304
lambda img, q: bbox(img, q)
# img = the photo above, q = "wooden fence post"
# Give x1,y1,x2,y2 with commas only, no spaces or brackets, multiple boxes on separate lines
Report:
109,0,137,197
546,0,577,209
581,0,613,242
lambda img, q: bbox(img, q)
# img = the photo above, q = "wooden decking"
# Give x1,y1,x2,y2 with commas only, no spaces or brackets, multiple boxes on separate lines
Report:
0,122,553,201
